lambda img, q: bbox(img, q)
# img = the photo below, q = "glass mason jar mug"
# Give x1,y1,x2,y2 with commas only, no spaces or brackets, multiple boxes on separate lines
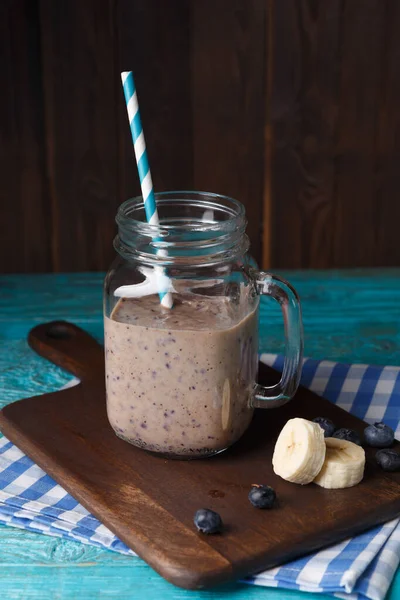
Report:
104,192,303,459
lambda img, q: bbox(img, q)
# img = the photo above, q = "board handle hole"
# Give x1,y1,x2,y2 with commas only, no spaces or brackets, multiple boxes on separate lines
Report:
46,324,74,340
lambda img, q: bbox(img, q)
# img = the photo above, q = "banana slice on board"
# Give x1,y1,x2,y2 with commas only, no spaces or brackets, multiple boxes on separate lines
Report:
272,418,326,485
313,437,365,489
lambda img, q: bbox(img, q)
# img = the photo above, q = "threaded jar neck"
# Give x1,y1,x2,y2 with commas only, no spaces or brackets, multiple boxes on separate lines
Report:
114,191,249,266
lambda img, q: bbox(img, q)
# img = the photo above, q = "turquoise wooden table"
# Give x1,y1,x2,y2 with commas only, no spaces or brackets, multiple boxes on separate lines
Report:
0,269,399,600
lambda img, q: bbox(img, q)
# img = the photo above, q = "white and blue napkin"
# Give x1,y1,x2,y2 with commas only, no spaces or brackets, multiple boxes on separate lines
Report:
0,355,399,600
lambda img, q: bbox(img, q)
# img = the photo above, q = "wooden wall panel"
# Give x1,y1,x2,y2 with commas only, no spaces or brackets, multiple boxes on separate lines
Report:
269,0,342,269
373,0,400,266
117,0,192,197
39,0,119,271
0,0,51,273
332,0,386,267
191,0,266,265
1,0,400,272
269,0,400,269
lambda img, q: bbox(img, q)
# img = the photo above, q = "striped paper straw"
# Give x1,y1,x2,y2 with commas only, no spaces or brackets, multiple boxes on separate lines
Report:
121,71,173,309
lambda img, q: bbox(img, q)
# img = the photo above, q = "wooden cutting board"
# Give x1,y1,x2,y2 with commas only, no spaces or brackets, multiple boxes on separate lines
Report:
0,321,399,590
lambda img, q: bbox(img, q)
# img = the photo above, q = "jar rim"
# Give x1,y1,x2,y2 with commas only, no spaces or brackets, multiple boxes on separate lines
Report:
116,190,246,236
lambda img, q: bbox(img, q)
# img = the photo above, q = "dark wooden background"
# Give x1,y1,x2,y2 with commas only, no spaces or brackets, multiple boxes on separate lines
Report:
2,0,400,273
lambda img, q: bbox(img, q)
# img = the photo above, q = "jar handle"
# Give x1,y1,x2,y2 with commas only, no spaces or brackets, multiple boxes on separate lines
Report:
250,270,304,408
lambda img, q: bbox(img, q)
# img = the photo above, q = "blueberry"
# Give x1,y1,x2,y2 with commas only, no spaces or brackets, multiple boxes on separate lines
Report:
248,485,276,509
376,449,400,472
194,509,223,534
364,422,394,448
313,417,335,438
332,428,361,446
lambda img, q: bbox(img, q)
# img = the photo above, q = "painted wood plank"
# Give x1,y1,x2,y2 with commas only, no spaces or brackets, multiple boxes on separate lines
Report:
1,270,399,366
0,525,345,600
0,524,397,600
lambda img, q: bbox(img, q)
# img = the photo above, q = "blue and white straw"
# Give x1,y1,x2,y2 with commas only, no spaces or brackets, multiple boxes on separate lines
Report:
121,71,173,309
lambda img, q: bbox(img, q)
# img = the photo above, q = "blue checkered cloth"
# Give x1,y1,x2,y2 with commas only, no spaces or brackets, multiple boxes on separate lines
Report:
0,356,399,600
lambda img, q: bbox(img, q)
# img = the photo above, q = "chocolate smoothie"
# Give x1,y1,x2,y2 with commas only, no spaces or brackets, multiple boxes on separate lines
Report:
104,293,258,457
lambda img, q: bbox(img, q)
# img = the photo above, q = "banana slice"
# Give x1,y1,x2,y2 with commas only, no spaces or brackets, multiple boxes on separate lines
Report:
313,437,365,489
272,418,326,484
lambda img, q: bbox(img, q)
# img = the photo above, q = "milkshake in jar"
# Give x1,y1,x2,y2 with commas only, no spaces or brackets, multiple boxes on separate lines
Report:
104,192,303,458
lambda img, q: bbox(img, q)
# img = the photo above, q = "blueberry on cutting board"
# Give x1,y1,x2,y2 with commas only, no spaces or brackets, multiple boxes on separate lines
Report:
364,423,394,448
194,509,223,534
248,485,276,509
313,417,335,438
376,449,400,472
332,428,361,446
